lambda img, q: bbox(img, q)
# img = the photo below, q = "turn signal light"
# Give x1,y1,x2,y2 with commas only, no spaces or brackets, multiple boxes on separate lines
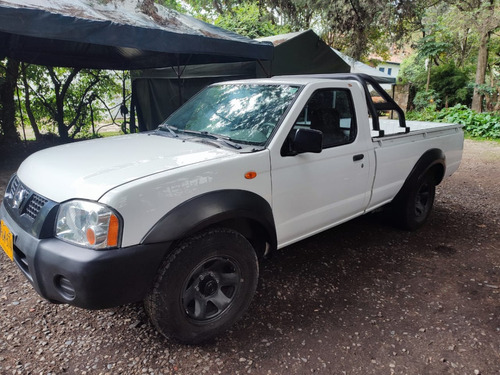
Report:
245,171,257,179
107,214,120,247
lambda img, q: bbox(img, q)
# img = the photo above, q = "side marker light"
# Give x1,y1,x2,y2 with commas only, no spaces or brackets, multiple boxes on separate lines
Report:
245,171,257,179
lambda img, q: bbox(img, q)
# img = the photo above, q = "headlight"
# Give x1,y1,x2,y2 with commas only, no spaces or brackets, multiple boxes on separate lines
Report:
55,200,121,249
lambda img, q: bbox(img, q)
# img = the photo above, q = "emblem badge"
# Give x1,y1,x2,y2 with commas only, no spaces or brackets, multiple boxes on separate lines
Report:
12,187,28,210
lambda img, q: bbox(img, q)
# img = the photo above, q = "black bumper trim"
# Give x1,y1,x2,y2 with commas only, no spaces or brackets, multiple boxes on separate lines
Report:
1,203,170,309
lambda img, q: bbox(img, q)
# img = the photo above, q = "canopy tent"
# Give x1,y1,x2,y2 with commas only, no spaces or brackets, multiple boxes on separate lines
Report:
0,0,274,70
133,30,352,130
256,30,350,76
133,62,259,131
332,48,396,84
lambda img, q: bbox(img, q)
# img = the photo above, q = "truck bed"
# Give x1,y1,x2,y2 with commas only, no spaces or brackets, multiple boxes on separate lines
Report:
372,119,462,138
366,118,464,213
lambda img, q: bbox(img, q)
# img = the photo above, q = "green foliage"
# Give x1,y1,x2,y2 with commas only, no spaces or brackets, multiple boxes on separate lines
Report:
398,54,427,85
155,0,183,11
407,104,500,138
214,2,291,38
399,57,472,109
180,0,436,60
472,83,496,97
19,65,122,139
430,62,472,106
413,90,441,110
416,32,451,62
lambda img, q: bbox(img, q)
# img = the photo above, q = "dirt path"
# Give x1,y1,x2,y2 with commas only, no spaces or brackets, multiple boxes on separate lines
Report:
0,139,499,374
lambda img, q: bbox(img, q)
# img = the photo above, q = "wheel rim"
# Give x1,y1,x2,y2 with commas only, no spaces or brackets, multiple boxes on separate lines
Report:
415,181,432,218
182,257,241,322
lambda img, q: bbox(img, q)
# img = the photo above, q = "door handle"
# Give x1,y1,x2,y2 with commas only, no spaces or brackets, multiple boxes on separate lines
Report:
353,154,364,161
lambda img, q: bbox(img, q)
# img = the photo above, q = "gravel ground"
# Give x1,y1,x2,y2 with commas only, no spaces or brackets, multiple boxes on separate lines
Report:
0,139,499,374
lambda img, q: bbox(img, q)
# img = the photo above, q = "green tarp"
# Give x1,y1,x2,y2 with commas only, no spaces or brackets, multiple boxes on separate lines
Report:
133,30,351,130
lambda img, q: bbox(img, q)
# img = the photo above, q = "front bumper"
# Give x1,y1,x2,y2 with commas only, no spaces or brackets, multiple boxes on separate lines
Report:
1,202,170,309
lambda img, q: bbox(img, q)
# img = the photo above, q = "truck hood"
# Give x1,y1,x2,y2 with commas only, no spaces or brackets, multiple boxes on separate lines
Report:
17,133,236,202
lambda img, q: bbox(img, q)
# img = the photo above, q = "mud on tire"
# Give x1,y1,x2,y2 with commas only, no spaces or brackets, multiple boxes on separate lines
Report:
144,227,259,344
394,172,436,231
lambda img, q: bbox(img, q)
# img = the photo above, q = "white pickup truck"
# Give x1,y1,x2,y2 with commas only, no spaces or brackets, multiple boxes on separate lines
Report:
0,74,463,344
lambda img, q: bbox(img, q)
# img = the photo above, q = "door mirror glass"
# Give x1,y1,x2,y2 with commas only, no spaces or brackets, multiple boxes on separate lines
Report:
292,128,323,154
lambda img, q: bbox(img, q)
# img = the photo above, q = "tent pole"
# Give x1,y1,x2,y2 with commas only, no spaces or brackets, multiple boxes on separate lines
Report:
176,60,182,108
257,59,271,78
174,54,192,108
130,83,137,133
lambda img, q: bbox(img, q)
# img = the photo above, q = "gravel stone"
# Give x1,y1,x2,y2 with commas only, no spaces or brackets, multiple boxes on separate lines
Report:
0,139,499,374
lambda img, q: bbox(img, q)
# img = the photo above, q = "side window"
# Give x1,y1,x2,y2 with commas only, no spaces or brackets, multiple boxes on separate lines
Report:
289,88,357,150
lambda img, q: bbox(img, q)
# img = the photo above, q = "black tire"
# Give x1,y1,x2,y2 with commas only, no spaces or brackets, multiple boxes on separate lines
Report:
144,227,259,344
394,172,436,231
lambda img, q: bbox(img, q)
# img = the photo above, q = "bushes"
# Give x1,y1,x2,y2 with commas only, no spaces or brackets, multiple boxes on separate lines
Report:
407,104,500,139
413,89,442,110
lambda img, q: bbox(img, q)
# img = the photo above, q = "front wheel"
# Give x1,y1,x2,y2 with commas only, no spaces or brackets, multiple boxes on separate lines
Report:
394,173,436,231
144,228,259,344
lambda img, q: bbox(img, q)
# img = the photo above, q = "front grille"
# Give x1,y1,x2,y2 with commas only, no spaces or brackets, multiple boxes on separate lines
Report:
4,175,57,240
25,194,49,220
5,175,51,222
9,176,20,196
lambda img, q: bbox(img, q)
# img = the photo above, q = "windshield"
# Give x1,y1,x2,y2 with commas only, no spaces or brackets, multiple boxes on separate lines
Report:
162,84,300,145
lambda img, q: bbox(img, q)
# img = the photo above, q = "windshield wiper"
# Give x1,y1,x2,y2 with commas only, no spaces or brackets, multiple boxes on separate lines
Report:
179,129,218,139
158,124,179,138
219,138,242,150
160,125,242,150
178,129,243,149
200,132,242,149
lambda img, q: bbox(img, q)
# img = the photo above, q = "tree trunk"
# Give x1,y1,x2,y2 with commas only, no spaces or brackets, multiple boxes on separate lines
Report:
485,64,496,111
0,59,20,141
47,67,69,139
21,64,42,141
55,95,68,139
471,30,490,113
426,61,431,91
458,29,469,68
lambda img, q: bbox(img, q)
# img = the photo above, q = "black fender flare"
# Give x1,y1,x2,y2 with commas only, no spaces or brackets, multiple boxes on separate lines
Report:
393,148,446,202
141,189,277,251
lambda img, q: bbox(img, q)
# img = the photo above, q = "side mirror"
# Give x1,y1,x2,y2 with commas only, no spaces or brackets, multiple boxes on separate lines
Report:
292,128,323,154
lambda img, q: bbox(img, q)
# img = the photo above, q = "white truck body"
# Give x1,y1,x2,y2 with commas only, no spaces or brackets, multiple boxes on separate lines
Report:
14,78,462,248
0,74,463,343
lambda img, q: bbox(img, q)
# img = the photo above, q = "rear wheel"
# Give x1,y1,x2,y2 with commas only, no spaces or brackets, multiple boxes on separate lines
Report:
144,227,258,344
394,173,436,230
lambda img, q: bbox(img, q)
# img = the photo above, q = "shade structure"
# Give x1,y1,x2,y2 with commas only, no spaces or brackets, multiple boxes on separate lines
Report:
133,29,353,130
332,48,396,84
256,30,350,76
0,0,273,70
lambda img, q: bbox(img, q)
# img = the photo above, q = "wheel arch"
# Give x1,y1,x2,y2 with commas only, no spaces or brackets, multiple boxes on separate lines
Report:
141,189,277,258
394,148,446,202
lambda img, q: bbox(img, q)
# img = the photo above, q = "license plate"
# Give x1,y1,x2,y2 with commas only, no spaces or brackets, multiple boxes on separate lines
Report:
0,220,14,261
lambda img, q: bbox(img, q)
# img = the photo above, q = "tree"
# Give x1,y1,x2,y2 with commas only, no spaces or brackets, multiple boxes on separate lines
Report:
20,63,41,141
0,59,20,142
19,65,121,140
213,2,291,38
416,29,452,90
400,1,500,112
445,0,500,112
430,62,471,107
179,0,435,60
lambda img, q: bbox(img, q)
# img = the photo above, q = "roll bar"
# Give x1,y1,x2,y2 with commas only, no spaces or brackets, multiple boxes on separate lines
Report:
282,73,409,137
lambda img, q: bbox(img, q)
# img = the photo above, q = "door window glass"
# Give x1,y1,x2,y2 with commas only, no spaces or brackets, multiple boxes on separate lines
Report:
289,89,357,150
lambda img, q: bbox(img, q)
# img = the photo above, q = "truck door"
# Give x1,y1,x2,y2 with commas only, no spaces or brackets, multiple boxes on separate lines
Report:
271,87,373,247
